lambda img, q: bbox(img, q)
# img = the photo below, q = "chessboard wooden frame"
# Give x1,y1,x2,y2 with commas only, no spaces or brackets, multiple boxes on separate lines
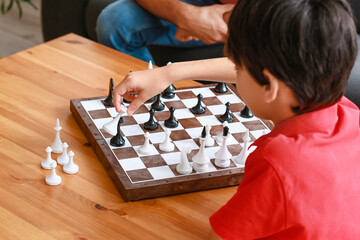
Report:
70,84,273,201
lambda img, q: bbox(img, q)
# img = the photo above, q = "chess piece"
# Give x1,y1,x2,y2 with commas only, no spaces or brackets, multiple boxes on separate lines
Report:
110,116,126,147
148,60,153,70
214,126,232,167
176,143,193,175
146,96,156,102
63,151,79,174
216,121,229,143
240,105,254,118
138,132,152,155
162,85,175,99
214,82,228,93
191,93,206,114
164,107,179,128
220,102,234,123
144,108,158,130
192,126,210,172
103,112,124,136
234,128,251,165
57,142,69,165
51,118,63,153
102,78,114,107
151,94,165,111
204,124,214,147
45,162,61,186
41,146,57,170
159,128,175,152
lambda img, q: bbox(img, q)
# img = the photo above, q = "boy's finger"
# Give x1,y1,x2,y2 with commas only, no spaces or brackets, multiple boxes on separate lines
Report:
127,94,147,116
113,91,123,112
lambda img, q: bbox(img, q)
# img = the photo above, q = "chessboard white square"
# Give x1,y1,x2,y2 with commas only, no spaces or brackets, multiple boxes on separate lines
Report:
207,105,226,115
205,146,221,159
133,145,159,156
106,107,119,118
148,166,175,179
181,98,199,108
185,127,203,139
121,124,144,136
119,157,146,171
133,113,151,124
197,115,222,126
161,152,181,165
174,108,195,119
173,139,199,151
192,88,216,98
227,122,247,134
93,117,113,130
106,137,132,149
81,99,106,111
161,95,180,102
217,94,242,104
149,132,166,144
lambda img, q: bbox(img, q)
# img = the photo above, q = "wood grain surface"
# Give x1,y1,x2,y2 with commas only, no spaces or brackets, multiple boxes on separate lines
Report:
0,34,237,240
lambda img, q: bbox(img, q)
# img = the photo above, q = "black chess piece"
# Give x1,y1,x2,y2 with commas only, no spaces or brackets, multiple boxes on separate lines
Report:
110,116,125,147
164,107,179,128
220,102,234,123
162,85,175,99
223,126,229,137
102,78,114,106
201,126,206,138
144,108,158,130
151,94,165,111
123,93,136,104
240,105,254,118
146,96,156,102
214,82,228,93
191,93,206,114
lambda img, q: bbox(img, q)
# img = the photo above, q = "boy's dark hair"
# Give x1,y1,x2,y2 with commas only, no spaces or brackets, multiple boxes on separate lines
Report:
227,0,358,113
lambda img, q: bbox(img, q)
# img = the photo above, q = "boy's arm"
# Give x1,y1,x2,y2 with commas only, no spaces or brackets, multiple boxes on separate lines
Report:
113,57,236,115
134,0,234,44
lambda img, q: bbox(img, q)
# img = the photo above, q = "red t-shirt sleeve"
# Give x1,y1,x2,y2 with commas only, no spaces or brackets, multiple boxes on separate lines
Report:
210,157,286,239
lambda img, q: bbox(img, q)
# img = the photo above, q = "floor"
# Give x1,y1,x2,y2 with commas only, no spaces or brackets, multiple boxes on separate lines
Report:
0,0,42,58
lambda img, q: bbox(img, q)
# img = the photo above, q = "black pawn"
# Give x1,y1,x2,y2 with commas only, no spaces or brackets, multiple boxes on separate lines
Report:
110,116,125,147
146,96,156,103
223,126,229,137
144,108,158,130
162,85,175,99
191,93,206,114
214,82,228,93
103,78,114,106
240,105,253,118
151,94,165,111
164,107,179,128
220,102,234,123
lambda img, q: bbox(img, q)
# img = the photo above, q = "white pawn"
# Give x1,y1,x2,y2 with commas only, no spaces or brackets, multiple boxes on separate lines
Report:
57,142,69,165
204,124,214,147
148,60,153,69
234,128,251,166
51,118,63,153
63,151,79,174
192,127,210,172
103,112,122,136
45,162,61,186
138,132,152,155
159,129,175,152
176,143,192,175
41,146,56,170
214,126,232,168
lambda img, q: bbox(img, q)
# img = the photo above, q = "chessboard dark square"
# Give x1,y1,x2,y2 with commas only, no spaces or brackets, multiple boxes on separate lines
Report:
113,147,138,159
153,143,180,153
134,105,150,114
154,111,170,121
176,91,197,99
202,97,222,106
210,125,224,136
89,109,111,119
230,103,245,112
227,144,243,156
179,118,202,128
242,120,266,131
127,168,154,182
165,101,187,109
100,129,114,139
211,159,237,170
141,155,167,168
126,135,145,146
232,132,256,143
122,116,138,125
170,129,191,141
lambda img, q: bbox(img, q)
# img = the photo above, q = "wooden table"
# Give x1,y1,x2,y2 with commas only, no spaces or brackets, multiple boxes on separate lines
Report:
0,33,237,239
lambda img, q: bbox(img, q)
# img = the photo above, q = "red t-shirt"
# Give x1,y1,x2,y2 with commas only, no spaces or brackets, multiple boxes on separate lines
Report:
210,97,360,239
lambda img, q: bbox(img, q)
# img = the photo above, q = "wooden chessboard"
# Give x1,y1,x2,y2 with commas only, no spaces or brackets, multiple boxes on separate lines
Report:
70,84,273,201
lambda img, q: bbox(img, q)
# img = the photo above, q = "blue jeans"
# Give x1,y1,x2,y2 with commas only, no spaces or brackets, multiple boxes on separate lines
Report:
96,0,220,63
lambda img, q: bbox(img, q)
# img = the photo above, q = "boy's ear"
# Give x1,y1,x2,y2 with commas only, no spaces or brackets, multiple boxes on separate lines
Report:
262,69,280,103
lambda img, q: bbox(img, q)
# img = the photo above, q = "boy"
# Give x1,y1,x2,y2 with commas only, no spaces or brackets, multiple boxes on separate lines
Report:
113,0,360,239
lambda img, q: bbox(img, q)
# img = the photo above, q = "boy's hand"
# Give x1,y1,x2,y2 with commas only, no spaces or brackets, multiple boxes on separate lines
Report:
113,68,172,116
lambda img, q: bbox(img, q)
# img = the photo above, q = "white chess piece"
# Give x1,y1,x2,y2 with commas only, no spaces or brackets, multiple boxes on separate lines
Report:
138,132,152,155
159,129,175,152
176,143,193,175
41,146,57,170
51,118,63,153
204,124,214,147
103,112,123,136
45,162,61,186
192,136,210,172
63,151,79,174
57,142,69,165
214,130,232,168
148,60,153,69
234,128,251,166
